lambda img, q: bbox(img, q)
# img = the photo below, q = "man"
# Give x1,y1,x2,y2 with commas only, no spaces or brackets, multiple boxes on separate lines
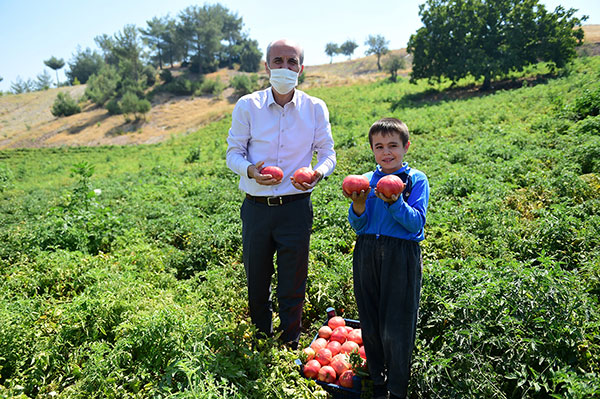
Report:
226,38,336,348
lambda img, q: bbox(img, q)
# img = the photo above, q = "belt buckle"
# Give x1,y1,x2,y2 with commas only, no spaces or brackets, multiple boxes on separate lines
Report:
267,196,282,206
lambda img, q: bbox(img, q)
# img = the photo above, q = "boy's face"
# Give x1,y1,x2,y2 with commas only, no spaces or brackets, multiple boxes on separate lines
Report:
371,132,410,174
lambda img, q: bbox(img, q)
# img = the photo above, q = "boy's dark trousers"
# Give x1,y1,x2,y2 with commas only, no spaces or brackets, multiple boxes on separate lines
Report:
353,234,422,398
241,195,313,344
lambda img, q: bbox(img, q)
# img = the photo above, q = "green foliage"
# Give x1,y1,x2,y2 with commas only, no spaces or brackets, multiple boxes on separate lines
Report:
198,77,226,96
51,92,81,117
231,74,259,97
119,91,151,121
161,76,203,95
238,38,262,72
85,64,120,105
340,40,359,60
66,47,105,84
364,34,389,71
0,164,13,192
160,68,173,83
2,57,600,398
384,54,406,82
325,42,340,63
408,0,586,89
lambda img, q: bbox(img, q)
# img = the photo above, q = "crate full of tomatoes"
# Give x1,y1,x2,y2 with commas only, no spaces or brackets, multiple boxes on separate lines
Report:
297,310,369,398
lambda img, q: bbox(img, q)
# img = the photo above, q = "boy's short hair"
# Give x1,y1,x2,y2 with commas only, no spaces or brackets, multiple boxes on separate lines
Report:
368,117,410,148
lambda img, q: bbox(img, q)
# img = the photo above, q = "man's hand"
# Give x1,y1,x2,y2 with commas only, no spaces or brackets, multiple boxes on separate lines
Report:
343,189,369,216
290,170,323,191
247,161,282,186
374,188,399,204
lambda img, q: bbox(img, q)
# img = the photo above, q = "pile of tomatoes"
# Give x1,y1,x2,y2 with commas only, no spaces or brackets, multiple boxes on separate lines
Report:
301,316,367,388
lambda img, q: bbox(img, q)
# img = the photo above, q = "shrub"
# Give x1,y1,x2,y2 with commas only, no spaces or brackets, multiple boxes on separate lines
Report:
119,91,151,121
163,77,202,96
230,74,259,97
51,92,81,117
198,78,226,96
160,69,173,83
85,64,119,105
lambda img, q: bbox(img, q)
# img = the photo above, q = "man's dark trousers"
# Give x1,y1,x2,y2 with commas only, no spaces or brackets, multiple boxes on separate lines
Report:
353,234,422,398
241,195,313,344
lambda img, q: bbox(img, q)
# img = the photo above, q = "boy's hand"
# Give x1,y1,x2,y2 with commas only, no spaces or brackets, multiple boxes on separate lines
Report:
248,161,282,186
374,188,399,204
344,189,369,216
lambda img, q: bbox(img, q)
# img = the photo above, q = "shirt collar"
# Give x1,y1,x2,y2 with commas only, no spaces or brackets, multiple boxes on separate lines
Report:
266,87,299,108
375,162,409,176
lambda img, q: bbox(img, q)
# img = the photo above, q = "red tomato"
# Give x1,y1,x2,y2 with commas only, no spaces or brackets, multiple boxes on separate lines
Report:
339,369,355,388
376,174,405,198
347,328,363,345
303,359,321,379
316,347,333,366
326,340,342,356
342,174,370,195
318,365,337,383
340,340,359,354
293,167,315,184
310,337,328,352
330,326,348,344
318,325,333,339
260,166,284,181
330,353,350,376
327,316,346,330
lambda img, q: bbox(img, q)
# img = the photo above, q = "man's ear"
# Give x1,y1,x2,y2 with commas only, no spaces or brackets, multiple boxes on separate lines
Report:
300,65,304,74
264,61,270,75
405,140,411,151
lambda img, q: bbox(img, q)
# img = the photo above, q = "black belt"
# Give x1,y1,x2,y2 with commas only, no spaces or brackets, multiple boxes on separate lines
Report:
245,192,311,206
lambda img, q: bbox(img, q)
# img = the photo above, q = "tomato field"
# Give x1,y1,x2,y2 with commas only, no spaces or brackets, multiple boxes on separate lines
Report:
1,56,599,398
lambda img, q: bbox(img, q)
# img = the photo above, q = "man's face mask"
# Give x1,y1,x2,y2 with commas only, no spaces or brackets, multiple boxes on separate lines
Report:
268,67,299,95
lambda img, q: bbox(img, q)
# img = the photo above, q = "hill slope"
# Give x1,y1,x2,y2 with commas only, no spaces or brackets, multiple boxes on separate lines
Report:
1,25,598,150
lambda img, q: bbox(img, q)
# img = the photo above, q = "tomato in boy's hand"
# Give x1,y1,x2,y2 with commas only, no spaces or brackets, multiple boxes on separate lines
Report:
342,174,370,195
376,175,405,198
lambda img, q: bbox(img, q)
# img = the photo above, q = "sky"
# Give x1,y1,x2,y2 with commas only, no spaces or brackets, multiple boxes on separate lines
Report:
0,0,598,92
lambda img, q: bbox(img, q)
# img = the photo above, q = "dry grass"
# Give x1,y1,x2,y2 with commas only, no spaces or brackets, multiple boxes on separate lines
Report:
1,25,597,150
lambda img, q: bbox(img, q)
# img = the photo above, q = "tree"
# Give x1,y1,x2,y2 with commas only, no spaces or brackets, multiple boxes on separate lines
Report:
140,16,170,70
66,47,104,84
365,35,389,71
44,56,65,87
51,92,81,117
178,4,242,73
238,38,262,72
36,70,54,90
407,0,586,90
119,91,150,122
384,54,406,82
340,40,359,60
325,42,340,64
11,76,34,94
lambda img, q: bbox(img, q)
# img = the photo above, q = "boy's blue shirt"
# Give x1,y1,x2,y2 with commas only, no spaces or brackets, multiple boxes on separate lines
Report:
348,162,429,242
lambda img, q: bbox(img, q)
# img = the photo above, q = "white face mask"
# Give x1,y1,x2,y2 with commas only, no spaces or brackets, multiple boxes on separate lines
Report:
269,67,299,95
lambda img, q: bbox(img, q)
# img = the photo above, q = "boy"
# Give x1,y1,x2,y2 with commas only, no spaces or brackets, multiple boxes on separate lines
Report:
344,117,429,399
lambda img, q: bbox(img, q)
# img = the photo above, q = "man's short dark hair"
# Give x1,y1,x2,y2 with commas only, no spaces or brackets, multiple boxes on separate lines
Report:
368,117,410,148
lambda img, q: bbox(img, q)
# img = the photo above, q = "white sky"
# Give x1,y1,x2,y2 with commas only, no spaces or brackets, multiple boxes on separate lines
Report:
0,0,598,92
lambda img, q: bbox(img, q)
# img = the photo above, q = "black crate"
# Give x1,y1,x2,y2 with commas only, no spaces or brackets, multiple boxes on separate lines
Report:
296,309,369,399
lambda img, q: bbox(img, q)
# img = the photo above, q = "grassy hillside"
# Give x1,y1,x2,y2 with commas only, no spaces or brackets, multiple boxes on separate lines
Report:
1,53,600,398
